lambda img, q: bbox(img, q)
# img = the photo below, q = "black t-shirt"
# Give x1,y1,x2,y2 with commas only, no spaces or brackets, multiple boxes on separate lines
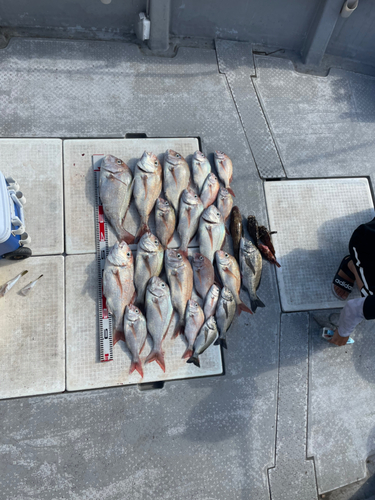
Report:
349,217,375,320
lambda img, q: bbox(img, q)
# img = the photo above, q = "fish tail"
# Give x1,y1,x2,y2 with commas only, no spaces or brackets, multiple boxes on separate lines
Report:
186,355,200,367
237,301,253,316
227,187,235,197
118,228,135,245
135,221,149,243
214,337,228,349
145,349,166,372
113,329,125,346
172,321,184,339
182,347,194,360
250,296,266,313
129,359,144,378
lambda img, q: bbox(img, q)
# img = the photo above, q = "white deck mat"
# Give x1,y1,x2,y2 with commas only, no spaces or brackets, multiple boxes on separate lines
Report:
64,138,199,254
66,253,223,391
0,139,63,255
265,178,375,312
0,256,65,398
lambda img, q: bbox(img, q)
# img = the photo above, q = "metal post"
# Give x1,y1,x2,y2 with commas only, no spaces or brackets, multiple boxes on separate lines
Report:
302,0,344,66
148,0,171,52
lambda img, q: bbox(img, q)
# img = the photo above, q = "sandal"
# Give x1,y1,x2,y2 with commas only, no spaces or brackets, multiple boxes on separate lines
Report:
332,255,355,301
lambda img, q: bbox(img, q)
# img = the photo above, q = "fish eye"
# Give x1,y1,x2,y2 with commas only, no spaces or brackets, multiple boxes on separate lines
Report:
176,154,181,158
217,212,220,217
161,283,165,287
154,239,158,244
135,309,139,313
194,195,197,198
177,254,182,259
154,161,158,165
117,159,122,164
165,201,169,205
199,256,203,260
225,253,228,257
127,252,131,257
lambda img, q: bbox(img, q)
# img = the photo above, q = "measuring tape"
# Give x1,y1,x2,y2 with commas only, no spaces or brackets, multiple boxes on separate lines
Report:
93,154,113,362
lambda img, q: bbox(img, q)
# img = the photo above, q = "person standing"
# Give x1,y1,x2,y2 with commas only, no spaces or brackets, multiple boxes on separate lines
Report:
330,218,375,345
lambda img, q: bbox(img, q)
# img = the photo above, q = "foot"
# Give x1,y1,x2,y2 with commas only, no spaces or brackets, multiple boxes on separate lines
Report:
333,267,354,300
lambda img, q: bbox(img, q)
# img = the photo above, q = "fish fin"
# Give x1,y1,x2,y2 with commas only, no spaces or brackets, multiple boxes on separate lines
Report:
214,338,227,349
170,167,178,187
172,322,184,339
245,256,256,275
166,234,174,247
130,290,137,305
113,329,125,346
275,259,281,268
106,298,114,315
237,302,253,316
250,297,266,313
145,350,166,372
164,312,175,340
182,347,193,360
129,359,144,378
186,355,200,367
227,187,235,197
119,229,135,245
186,206,191,227
270,231,277,235
139,337,147,353
206,226,213,250
135,222,149,243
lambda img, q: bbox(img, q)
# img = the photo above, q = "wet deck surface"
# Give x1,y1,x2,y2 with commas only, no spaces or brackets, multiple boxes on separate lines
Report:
0,38,375,499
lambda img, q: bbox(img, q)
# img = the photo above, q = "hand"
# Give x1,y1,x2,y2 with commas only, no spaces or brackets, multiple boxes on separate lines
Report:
329,329,349,346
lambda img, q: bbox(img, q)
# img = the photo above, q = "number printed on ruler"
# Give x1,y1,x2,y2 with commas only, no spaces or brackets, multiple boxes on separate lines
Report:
93,154,113,362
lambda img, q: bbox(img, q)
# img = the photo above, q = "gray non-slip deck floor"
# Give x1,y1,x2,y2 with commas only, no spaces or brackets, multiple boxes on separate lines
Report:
1,37,375,500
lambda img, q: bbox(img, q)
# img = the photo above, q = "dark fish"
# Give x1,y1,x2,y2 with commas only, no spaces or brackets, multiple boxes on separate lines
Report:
258,242,281,267
240,237,265,313
214,286,236,349
258,225,276,256
247,215,259,244
230,206,242,262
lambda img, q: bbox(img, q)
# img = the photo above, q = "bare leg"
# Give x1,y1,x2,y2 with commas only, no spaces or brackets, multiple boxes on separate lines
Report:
331,260,365,345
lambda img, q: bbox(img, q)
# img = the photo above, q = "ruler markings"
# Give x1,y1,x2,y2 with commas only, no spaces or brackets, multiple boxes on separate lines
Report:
93,154,113,362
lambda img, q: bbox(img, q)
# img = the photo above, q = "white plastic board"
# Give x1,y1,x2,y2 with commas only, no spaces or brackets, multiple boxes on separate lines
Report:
65,253,223,391
264,178,375,312
0,256,65,398
0,139,63,255
64,138,200,254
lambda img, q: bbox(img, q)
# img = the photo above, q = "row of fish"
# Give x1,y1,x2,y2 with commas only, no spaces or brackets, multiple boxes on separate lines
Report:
103,231,267,375
99,149,234,249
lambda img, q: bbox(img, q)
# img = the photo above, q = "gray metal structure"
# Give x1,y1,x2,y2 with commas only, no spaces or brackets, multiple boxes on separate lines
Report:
1,1,375,498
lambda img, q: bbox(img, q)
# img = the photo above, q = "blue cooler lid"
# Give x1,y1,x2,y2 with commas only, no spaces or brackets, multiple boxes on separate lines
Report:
0,171,11,244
